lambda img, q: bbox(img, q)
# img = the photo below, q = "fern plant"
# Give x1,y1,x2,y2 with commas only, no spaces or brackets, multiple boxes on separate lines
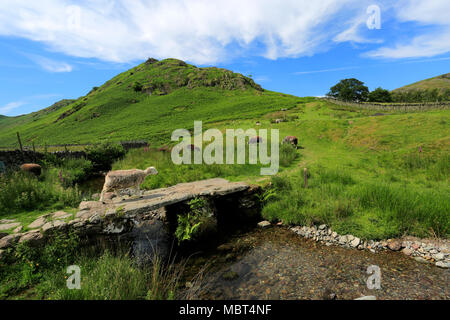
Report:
174,197,207,245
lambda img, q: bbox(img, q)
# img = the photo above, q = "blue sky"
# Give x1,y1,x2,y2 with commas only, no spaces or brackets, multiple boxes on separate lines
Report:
1,0,450,116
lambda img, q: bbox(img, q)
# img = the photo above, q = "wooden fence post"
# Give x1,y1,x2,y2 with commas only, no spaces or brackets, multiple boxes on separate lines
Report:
304,168,308,188
16,132,23,152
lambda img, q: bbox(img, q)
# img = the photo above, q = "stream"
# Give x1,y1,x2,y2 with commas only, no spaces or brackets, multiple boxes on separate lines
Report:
77,177,448,300
180,227,449,300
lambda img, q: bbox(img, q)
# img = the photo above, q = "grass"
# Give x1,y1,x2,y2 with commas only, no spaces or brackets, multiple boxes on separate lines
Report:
109,99,449,240
0,171,82,221
394,73,450,92
0,58,310,147
0,232,186,300
262,166,449,239
112,143,298,189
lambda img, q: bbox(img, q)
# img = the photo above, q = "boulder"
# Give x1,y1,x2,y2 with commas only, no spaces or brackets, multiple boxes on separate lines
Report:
350,237,361,248
42,220,67,234
435,261,449,269
402,248,413,256
19,230,44,246
387,240,403,251
0,234,21,249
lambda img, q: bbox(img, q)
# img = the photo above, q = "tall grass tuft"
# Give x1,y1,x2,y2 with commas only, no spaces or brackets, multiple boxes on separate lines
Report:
0,171,82,217
47,250,185,300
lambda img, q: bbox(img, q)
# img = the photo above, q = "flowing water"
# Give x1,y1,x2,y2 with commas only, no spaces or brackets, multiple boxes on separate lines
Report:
181,227,449,300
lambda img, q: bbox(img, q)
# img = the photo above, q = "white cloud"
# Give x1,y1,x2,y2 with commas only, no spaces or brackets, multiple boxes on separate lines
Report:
0,1,448,64
366,0,450,59
26,54,73,72
0,0,374,64
0,94,62,116
0,101,25,115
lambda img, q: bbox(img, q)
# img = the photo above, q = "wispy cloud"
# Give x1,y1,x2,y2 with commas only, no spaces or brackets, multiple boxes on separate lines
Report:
366,0,450,59
0,101,25,115
294,67,359,75
0,94,62,116
26,54,73,72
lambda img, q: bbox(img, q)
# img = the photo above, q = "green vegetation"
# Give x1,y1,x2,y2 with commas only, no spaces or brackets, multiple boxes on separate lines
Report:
262,164,449,239
327,78,369,102
391,88,450,103
390,73,450,102
111,97,449,239
368,87,393,103
112,141,299,189
0,171,82,219
0,232,184,300
256,101,449,239
0,58,307,147
394,73,450,92
85,142,126,171
327,75,450,103
0,58,449,300
175,198,207,244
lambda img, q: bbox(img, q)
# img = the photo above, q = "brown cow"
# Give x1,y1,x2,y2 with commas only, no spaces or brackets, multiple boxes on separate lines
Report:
20,163,42,177
282,136,298,147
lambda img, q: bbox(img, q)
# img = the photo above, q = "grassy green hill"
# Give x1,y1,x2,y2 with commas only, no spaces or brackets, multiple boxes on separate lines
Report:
0,58,448,240
0,58,308,147
394,73,450,92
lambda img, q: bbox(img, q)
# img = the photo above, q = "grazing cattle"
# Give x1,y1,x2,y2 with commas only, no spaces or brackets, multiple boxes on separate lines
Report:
100,167,158,202
282,136,298,147
249,136,263,144
20,163,42,177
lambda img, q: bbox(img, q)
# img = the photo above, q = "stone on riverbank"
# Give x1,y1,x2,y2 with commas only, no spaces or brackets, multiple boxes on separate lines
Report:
257,221,271,229
435,261,449,269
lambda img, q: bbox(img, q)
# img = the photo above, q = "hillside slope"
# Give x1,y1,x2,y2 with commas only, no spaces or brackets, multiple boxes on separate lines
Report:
0,58,307,147
394,73,450,92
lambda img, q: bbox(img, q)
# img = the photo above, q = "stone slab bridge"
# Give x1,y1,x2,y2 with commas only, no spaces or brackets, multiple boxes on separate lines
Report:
0,179,262,255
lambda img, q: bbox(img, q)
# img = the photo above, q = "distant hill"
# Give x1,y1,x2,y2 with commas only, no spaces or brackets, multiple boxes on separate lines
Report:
0,58,306,147
394,73,450,92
